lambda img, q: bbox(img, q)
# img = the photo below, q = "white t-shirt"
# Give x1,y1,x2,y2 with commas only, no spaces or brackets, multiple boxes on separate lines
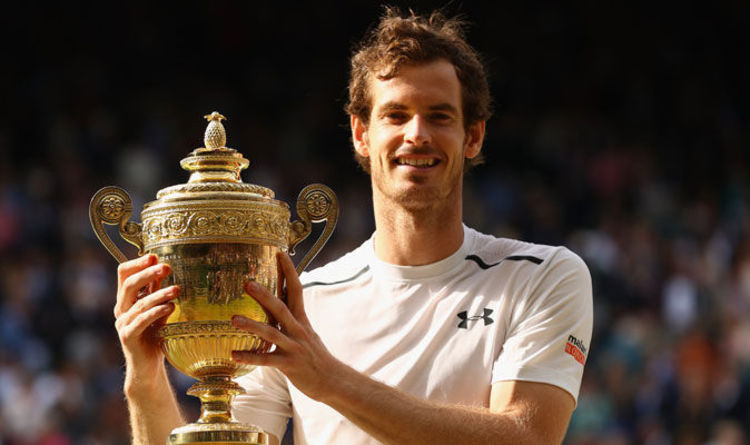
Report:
234,225,593,444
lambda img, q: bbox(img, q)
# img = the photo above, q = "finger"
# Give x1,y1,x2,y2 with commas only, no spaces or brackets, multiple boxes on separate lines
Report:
244,281,303,337
232,315,294,350
118,285,180,326
120,302,175,343
153,273,166,295
278,252,307,322
117,254,157,286
243,281,290,321
116,263,171,316
231,350,286,368
119,263,168,305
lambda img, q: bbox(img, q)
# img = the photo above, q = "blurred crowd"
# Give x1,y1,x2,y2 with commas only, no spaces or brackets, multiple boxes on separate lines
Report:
1,2,748,444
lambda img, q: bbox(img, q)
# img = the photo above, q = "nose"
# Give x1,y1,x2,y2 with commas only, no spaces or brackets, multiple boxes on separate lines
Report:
404,114,431,146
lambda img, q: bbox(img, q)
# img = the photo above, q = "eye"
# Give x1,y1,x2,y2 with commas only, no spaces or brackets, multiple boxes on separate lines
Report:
430,112,453,124
385,111,409,124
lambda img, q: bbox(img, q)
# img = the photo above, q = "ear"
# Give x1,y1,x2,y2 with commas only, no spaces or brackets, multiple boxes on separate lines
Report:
351,114,370,158
464,120,486,159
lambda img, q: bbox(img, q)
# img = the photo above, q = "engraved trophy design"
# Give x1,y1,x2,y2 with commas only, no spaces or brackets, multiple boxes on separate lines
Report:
89,112,338,444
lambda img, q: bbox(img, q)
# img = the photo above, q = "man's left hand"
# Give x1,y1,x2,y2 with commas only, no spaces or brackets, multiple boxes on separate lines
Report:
232,252,342,402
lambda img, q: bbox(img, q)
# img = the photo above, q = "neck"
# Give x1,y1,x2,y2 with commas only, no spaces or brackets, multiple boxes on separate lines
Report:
371,186,465,266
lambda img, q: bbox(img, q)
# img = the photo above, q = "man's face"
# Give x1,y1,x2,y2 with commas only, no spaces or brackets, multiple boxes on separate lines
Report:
351,59,484,211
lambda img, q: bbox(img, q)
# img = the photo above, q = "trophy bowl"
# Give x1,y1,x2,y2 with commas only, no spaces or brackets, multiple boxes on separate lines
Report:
89,112,338,444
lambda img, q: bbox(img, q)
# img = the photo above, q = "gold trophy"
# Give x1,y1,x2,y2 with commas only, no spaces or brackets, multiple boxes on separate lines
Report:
89,112,338,444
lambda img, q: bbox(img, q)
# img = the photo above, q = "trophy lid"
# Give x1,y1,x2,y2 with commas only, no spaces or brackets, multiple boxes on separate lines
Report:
90,111,336,260
154,112,275,202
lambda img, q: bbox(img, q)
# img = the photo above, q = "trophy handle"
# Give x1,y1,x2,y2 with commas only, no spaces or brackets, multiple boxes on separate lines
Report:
89,186,145,263
288,184,339,274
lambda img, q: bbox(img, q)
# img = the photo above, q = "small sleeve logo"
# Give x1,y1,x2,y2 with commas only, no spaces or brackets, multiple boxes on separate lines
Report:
565,335,588,365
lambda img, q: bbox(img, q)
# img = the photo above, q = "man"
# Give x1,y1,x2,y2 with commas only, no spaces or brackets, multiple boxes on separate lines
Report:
114,8,593,445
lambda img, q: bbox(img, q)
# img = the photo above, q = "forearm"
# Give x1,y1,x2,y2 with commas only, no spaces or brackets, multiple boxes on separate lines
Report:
321,365,548,445
124,360,185,445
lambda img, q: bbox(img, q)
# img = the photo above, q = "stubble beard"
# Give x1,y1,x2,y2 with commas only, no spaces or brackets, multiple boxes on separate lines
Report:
372,166,463,214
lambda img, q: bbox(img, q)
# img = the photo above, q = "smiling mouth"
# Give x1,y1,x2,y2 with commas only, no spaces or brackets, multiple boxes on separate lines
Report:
395,158,439,167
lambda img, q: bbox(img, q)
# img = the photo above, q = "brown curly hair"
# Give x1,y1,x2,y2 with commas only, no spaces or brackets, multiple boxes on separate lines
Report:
346,7,492,171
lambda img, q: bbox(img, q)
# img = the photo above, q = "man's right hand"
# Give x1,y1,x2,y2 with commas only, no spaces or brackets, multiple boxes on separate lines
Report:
113,254,187,443
114,254,179,395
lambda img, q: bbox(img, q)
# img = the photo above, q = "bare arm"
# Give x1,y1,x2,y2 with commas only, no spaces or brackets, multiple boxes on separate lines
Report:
124,362,184,445
321,365,573,444
232,253,575,444
114,254,185,444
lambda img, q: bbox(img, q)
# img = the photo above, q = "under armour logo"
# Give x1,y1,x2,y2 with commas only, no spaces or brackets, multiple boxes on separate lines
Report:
457,308,494,329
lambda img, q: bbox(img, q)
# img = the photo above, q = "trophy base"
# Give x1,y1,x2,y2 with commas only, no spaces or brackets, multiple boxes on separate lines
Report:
167,422,270,445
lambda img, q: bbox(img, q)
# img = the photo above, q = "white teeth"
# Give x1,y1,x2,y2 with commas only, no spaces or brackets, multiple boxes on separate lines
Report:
396,158,436,167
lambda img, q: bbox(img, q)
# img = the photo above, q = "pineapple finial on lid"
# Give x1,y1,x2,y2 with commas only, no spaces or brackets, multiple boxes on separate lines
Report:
203,111,227,149
179,111,249,183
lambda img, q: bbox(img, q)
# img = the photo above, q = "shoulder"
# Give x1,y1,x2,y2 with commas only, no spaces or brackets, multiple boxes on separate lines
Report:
466,227,584,270
298,238,371,288
464,227,591,295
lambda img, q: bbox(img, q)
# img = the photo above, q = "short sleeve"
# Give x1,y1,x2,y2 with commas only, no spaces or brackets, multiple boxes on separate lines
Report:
492,248,593,402
234,366,292,440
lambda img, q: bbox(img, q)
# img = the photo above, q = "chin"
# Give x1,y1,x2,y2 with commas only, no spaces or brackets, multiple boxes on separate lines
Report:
374,174,461,211
391,186,445,210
